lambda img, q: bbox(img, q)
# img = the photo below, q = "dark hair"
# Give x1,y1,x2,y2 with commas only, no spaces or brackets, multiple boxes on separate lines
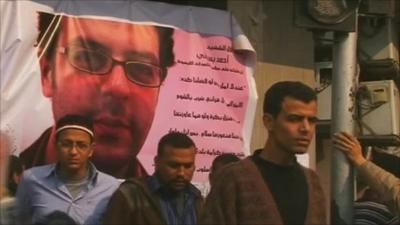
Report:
36,12,175,74
55,114,94,142
263,81,317,117
211,153,240,170
7,155,24,196
34,211,78,225
157,132,196,156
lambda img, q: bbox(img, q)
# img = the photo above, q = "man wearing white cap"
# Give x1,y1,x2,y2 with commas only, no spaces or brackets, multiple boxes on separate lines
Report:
15,114,119,225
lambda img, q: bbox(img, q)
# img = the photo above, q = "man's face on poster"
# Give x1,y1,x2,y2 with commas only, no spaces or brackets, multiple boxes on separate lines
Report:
40,16,163,172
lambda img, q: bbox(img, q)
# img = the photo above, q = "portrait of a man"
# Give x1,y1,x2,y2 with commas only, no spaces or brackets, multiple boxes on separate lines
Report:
20,12,175,179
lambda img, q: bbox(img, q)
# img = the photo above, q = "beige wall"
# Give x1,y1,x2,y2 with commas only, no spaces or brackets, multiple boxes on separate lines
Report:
228,0,315,151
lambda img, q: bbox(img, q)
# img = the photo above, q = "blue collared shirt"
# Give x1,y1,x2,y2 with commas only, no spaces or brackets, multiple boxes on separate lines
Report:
147,175,201,225
15,163,120,225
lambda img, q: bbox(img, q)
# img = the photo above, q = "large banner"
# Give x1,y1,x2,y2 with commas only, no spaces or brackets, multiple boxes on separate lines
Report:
0,0,257,194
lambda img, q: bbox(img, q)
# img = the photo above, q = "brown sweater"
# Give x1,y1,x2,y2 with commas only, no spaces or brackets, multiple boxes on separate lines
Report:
200,158,327,225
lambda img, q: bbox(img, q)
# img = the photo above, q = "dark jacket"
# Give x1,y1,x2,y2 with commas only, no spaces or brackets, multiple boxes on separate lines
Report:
103,177,204,225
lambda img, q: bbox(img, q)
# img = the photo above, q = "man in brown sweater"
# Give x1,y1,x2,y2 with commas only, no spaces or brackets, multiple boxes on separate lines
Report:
201,81,327,225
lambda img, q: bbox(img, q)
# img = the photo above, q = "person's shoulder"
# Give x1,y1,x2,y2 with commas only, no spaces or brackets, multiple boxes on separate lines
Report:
118,177,147,190
19,164,54,187
214,157,255,180
112,177,151,197
96,170,119,182
123,176,146,184
299,164,322,181
208,159,255,193
95,171,122,188
298,163,317,174
24,164,54,178
297,164,325,191
226,157,254,171
90,163,118,185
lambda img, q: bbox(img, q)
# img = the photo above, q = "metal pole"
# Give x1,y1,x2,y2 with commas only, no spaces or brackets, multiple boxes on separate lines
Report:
331,31,358,224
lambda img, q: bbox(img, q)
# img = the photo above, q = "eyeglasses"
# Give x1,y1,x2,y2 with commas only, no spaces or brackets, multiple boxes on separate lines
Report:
57,140,91,152
58,46,164,88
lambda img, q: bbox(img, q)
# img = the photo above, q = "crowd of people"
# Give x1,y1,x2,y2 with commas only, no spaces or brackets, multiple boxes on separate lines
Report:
1,81,398,225
0,10,399,225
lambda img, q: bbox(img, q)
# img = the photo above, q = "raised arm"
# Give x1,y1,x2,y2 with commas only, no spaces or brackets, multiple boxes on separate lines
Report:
332,131,400,214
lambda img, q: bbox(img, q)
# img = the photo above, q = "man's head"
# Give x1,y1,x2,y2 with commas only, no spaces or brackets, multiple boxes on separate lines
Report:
154,132,196,192
263,81,317,154
55,114,95,173
209,153,240,187
36,12,175,176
